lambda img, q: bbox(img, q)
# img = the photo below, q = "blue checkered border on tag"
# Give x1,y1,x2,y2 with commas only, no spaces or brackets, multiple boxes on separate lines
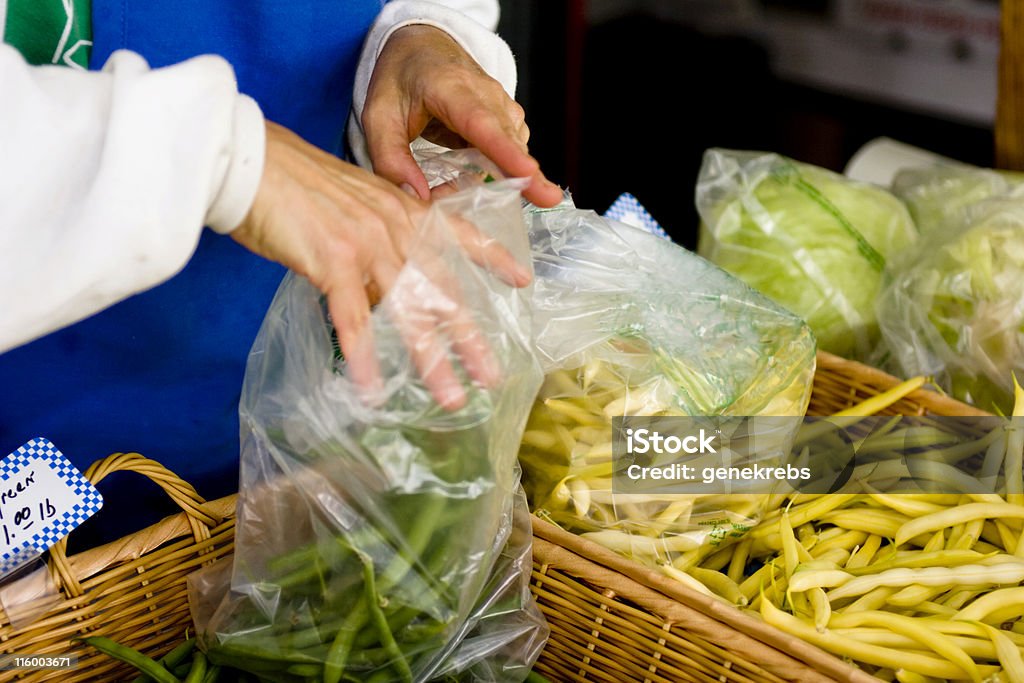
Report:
603,192,670,241
0,438,103,576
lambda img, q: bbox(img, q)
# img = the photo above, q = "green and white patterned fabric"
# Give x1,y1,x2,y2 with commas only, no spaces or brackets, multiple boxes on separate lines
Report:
2,0,91,68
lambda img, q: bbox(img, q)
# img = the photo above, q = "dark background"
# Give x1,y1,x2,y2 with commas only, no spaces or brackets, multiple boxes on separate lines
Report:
497,2,996,249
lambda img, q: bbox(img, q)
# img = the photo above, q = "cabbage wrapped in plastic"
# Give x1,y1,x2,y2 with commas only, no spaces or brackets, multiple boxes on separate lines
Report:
696,149,918,360
893,164,1015,236
877,197,1024,414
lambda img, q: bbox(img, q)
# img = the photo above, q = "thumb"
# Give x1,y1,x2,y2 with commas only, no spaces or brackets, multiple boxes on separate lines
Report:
365,110,431,200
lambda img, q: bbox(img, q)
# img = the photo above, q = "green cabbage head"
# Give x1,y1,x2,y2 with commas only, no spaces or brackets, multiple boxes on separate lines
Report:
877,195,1024,414
696,149,918,360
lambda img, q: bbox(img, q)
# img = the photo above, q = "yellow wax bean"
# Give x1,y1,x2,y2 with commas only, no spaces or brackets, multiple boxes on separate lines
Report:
521,429,560,452
886,584,948,608
700,545,734,572
846,534,884,570
726,538,752,585
895,671,942,683
950,519,985,551
750,494,859,539
923,531,947,553
832,376,927,417
781,510,801,580
941,587,985,612
832,629,996,660
808,586,831,632
1008,374,1024,507
689,567,747,606
926,620,1024,647
954,586,1024,623
866,491,947,518
828,610,981,682
671,544,716,572
828,564,1024,602
788,568,854,593
842,586,898,613
740,562,780,602
820,509,909,539
816,548,853,567
811,530,868,557
543,368,584,397
567,478,591,518
987,524,1019,557
658,563,716,599
912,601,957,618
581,529,701,556
761,598,989,680
981,623,1024,683
543,398,605,426
896,503,1024,547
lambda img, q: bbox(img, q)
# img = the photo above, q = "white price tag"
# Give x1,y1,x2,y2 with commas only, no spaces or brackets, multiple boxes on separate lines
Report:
0,439,103,577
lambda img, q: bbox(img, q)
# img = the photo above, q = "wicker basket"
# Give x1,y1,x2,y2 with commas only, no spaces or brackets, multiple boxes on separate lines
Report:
0,351,987,682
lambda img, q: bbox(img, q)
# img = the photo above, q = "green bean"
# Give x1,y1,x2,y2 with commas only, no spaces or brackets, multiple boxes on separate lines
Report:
323,599,369,683
182,652,207,683
379,494,447,591
130,639,196,683
78,636,182,683
525,670,555,683
286,663,322,677
360,554,413,682
200,664,221,683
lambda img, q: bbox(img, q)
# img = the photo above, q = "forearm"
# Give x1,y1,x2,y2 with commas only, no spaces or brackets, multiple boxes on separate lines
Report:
0,45,264,353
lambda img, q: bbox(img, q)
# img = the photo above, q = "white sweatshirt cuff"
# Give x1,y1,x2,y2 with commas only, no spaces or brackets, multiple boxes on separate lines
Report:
206,95,266,233
347,0,516,170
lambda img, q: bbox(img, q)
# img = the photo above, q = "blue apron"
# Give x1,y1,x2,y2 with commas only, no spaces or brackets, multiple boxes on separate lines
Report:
0,0,384,546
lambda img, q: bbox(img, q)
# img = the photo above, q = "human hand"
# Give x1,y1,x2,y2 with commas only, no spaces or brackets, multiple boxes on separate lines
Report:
362,24,563,208
232,121,532,409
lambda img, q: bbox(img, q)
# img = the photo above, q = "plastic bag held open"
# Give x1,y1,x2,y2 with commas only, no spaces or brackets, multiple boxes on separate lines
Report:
188,166,547,682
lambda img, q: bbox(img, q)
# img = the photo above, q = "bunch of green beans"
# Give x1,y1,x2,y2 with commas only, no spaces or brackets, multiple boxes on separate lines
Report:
80,637,556,683
188,402,531,683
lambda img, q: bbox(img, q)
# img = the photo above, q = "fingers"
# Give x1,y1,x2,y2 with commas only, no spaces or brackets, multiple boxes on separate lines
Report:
425,82,563,208
443,210,532,288
363,102,432,201
324,257,383,400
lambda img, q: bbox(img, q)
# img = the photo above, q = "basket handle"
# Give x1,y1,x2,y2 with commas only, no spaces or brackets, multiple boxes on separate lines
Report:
47,452,224,597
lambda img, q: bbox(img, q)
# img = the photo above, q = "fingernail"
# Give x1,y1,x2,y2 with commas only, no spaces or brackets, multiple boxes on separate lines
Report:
400,182,419,198
513,261,532,285
440,384,466,411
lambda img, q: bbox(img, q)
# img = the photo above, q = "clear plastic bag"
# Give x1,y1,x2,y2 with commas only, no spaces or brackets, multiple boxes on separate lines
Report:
188,175,546,682
696,149,918,360
518,195,817,570
877,189,1024,415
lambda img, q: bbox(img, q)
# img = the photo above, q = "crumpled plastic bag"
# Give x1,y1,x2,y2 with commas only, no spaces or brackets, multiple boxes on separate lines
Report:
518,192,816,569
878,171,1024,414
696,149,917,360
188,169,546,682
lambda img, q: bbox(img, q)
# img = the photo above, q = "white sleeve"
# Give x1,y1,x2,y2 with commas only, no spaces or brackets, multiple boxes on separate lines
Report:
0,44,265,354
346,0,514,170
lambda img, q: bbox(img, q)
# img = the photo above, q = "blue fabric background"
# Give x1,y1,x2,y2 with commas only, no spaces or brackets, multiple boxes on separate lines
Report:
0,0,384,545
